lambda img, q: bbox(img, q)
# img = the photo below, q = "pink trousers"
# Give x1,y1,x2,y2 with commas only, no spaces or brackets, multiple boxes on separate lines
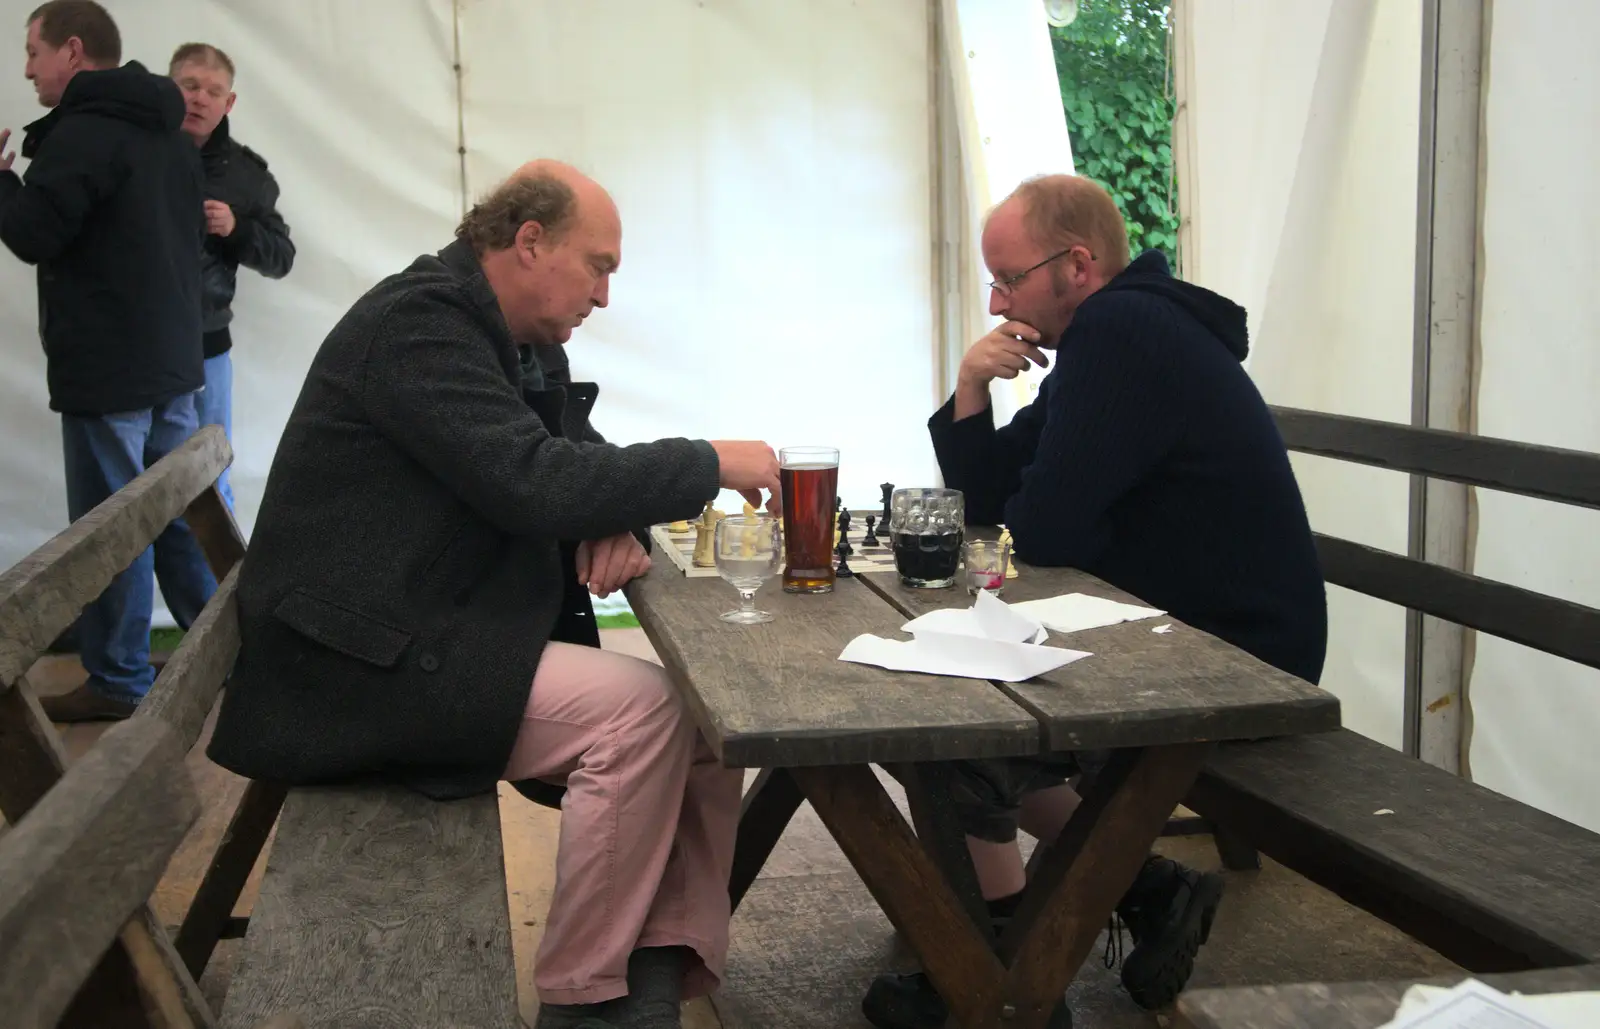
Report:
502,641,743,1006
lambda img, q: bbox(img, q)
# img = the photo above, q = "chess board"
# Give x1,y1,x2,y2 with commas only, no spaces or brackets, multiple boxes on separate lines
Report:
650,510,900,578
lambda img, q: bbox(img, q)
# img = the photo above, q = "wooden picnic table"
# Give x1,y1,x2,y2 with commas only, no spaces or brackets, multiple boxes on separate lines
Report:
626,533,1340,1029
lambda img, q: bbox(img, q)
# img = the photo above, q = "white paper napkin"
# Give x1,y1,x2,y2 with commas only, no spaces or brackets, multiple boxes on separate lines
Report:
1007,593,1165,634
901,589,1049,644
838,591,1090,682
1381,977,1586,1028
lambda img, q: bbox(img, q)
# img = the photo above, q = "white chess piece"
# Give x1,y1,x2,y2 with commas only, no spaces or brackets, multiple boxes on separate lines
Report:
998,527,1019,578
692,501,720,567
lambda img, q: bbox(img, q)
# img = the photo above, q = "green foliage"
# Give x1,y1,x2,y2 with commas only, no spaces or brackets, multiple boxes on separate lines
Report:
150,626,185,653
1052,0,1178,262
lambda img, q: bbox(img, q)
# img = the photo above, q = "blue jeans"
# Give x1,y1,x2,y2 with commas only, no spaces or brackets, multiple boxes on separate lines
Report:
196,351,234,511
62,393,219,701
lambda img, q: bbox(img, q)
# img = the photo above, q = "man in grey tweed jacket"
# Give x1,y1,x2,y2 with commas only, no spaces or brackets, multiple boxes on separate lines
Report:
207,161,776,1028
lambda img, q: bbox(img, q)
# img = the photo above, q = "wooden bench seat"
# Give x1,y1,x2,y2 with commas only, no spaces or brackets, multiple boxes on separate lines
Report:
217,785,520,1029
1176,963,1600,1029
1187,728,1600,972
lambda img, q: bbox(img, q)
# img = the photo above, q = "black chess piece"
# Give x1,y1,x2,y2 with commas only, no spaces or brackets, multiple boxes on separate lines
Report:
863,514,879,547
879,482,894,538
835,537,854,577
837,507,852,548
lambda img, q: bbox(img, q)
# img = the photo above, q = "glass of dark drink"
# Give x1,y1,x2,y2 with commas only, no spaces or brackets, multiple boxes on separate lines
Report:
889,487,964,588
779,446,839,593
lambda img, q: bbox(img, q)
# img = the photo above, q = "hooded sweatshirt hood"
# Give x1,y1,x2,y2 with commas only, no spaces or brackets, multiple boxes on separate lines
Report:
1095,249,1251,361
23,61,184,155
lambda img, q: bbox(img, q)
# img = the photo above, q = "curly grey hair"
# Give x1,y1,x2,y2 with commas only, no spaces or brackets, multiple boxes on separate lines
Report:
455,174,578,255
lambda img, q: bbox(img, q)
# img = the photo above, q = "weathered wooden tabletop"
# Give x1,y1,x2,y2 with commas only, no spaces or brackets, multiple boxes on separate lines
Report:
1176,964,1600,1028
627,550,1042,767
861,558,1341,751
629,540,1340,765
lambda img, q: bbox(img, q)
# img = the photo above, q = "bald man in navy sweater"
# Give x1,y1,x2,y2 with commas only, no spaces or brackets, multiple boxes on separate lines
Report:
861,176,1326,1029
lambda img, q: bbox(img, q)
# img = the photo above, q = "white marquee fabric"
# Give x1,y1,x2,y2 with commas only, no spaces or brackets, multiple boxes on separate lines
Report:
1175,0,1421,752
1467,2,1600,833
939,0,1075,424
1178,0,1600,831
0,0,946,620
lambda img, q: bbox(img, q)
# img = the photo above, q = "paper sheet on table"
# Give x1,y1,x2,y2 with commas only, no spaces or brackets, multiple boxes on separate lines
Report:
900,589,1049,644
839,590,1090,682
838,632,1090,682
1007,593,1165,634
1379,977,1595,1028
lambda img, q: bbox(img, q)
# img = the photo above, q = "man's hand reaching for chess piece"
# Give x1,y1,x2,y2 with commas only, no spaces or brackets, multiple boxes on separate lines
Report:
953,320,1050,420
577,532,653,598
711,439,782,511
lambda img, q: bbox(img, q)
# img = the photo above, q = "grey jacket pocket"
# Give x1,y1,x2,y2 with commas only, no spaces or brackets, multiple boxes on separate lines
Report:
273,588,412,668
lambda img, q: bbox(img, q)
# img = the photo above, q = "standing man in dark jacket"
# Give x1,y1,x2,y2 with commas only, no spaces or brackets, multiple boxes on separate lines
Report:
862,175,1328,1029
0,0,216,722
170,41,294,511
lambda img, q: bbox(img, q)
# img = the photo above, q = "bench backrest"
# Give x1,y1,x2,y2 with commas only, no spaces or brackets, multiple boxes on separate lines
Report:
1269,406,1600,764
1271,406,1600,672
0,426,291,1028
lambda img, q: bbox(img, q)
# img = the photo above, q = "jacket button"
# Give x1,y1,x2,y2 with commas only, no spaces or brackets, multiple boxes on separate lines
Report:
419,653,440,672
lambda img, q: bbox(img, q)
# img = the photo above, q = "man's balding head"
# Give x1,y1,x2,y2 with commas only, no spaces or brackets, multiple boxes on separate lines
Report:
1007,174,1129,276
980,174,1128,343
461,161,621,346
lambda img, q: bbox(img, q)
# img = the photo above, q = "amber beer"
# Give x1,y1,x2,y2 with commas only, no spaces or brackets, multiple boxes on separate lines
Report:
779,446,839,593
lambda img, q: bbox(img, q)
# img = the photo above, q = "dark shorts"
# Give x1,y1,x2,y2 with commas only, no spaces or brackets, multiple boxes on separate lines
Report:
949,750,1112,843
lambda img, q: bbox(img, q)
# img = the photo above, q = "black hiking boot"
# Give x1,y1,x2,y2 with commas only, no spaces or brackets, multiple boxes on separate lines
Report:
1114,855,1225,1009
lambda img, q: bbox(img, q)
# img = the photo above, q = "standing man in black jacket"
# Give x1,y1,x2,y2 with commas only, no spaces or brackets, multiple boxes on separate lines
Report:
170,41,294,512
0,0,216,721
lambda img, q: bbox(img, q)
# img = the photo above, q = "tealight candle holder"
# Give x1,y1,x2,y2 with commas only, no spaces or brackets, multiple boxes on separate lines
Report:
963,539,1011,595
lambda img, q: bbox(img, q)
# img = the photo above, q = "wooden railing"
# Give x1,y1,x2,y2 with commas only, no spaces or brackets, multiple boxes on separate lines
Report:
1270,406,1600,673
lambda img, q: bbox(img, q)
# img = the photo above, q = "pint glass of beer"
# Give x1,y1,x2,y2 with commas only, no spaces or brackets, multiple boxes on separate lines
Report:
779,446,839,593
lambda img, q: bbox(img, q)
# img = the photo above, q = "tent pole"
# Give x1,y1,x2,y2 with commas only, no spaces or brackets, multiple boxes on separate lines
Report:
452,0,468,216
1405,0,1488,774
928,0,951,405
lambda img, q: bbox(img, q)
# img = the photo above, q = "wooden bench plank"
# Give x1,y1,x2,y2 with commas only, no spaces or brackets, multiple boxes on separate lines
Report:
0,426,231,692
1313,533,1600,669
0,718,200,1028
1189,729,1600,970
1176,963,1600,1029
861,562,1340,750
136,566,242,752
218,785,518,1029
1269,405,1600,510
627,550,1043,768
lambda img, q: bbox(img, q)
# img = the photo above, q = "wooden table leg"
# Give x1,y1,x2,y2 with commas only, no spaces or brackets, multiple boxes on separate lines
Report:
893,761,990,936
728,767,803,913
793,765,1012,1029
995,743,1215,1023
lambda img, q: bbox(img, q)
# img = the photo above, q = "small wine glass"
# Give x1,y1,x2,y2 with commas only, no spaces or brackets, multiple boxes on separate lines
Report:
715,514,782,624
